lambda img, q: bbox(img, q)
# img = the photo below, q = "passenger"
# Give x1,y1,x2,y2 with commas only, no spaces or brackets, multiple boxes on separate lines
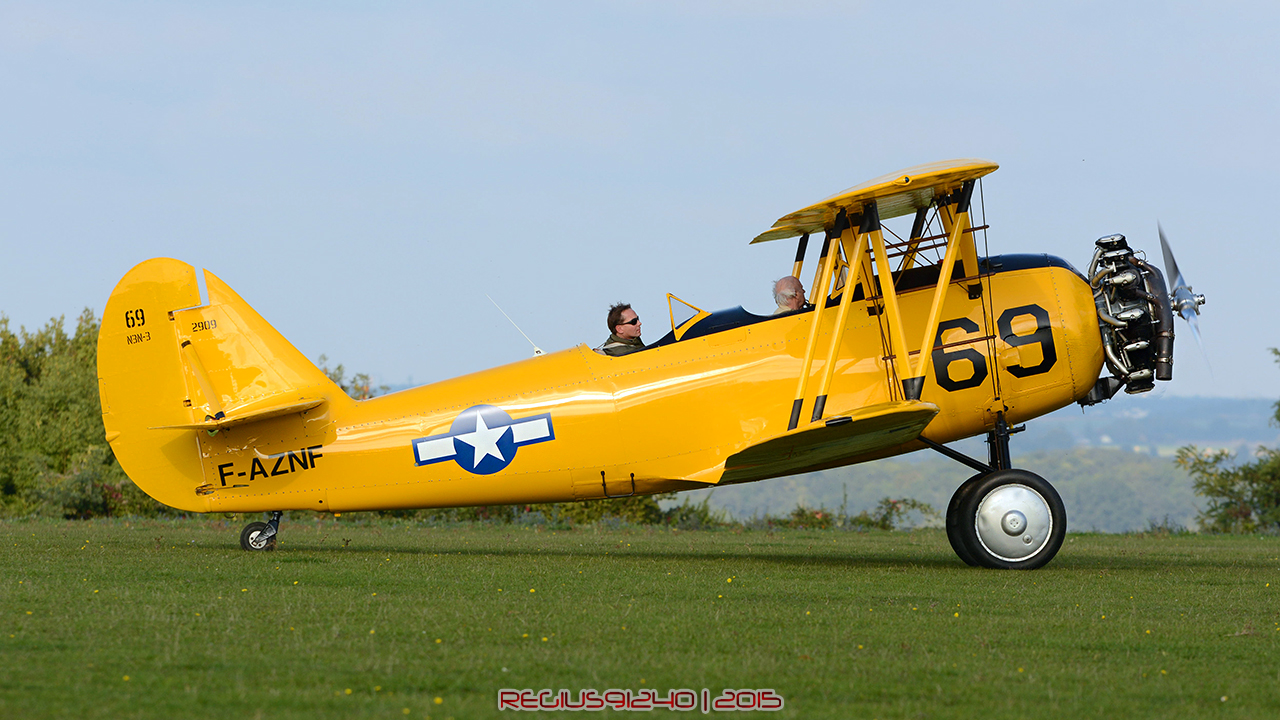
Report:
772,276,807,315
595,303,645,356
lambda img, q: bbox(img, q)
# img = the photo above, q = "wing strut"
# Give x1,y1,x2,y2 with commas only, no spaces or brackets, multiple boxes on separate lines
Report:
790,232,809,280
811,207,873,422
784,178,983,428
866,201,915,399
901,180,976,399
788,216,844,430
899,207,930,271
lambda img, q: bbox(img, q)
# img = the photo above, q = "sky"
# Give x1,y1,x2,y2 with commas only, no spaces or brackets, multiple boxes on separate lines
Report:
2,1,1276,399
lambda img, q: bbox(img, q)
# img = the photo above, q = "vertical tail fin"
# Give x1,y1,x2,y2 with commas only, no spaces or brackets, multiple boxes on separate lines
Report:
98,258,350,511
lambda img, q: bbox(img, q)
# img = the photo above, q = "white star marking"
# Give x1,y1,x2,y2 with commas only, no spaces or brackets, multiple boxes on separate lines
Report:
455,412,507,465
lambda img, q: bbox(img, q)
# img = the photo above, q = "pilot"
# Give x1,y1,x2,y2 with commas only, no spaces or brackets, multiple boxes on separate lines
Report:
772,276,807,315
595,303,645,356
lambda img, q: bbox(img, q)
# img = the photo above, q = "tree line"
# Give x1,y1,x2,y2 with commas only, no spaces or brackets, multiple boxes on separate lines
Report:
1,310,152,517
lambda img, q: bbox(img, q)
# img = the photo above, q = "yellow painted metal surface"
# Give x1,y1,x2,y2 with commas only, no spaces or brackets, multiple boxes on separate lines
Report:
722,400,939,485
98,254,1103,514
98,259,208,511
752,159,998,243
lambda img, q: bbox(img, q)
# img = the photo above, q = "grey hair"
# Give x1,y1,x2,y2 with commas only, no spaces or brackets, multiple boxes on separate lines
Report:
773,276,800,305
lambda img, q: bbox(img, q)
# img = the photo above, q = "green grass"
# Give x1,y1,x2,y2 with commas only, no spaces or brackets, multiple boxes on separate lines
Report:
2,517,1278,719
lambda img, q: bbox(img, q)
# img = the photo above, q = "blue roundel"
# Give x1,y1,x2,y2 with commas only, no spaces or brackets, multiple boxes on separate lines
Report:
411,404,556,476
450,405,518,475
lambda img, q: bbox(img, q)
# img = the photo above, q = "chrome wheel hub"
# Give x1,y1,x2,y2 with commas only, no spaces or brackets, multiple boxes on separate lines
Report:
975,484,1052,561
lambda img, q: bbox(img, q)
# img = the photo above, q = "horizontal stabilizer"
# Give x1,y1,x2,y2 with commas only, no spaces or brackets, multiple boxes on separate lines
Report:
720,400,938,484
151,394,325,431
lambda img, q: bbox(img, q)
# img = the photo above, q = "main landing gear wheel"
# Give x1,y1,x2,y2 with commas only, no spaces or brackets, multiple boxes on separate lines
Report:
946,473,987,567
953,469,1065,570
240,511,283,551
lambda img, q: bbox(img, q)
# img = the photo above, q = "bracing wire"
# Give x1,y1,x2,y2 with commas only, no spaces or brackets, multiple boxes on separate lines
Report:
976,178,1003,402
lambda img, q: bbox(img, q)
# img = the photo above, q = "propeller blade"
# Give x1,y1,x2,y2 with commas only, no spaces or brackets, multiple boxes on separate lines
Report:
1186,313,1212,376
1158,222,1205,321
1158,223,1211,374
1186,312,1203,347
1158,222,1187,291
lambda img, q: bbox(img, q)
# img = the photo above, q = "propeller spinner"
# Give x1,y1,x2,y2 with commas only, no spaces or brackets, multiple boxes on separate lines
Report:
1158,223,1207,351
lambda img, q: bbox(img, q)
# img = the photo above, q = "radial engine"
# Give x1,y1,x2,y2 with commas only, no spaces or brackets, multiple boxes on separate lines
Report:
1081,234,1178,404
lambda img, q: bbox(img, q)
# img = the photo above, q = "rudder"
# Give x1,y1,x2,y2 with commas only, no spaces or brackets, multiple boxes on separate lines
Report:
99,259,207,510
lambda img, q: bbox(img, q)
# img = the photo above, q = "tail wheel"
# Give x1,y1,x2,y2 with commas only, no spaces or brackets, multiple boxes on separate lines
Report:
945,473,987,566
240,521,276,551
956,469,1065,570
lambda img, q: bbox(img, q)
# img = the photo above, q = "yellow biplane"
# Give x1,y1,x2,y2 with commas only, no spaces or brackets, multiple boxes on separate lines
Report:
97,159,1204,569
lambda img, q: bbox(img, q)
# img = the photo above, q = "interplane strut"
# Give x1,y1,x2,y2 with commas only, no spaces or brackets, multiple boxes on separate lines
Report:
788,179,981,427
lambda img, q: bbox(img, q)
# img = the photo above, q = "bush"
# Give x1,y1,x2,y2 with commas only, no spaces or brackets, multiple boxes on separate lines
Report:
1141,515,1190,536
661,494,727,530
1178,446,1280,533
1179,349,1280,534
862,497,939,530
770,497,938,531
28,446,119,519
25,445,175,519
548,494,671,525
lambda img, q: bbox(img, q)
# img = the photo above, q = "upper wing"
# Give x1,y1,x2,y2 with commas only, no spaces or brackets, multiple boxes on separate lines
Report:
751,159,998,244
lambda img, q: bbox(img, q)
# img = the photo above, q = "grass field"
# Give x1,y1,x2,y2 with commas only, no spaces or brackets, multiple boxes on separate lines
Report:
2,517,1278,719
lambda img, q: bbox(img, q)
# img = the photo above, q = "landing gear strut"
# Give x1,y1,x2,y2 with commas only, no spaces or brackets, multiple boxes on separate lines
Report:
921,414,1066,570
240,511,282,551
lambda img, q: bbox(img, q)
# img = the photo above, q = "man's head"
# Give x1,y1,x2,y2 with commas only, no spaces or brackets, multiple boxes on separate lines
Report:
607,302,642,339
773,276,806,311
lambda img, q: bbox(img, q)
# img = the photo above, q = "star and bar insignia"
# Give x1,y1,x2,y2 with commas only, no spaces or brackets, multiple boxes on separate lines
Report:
411,405,555,475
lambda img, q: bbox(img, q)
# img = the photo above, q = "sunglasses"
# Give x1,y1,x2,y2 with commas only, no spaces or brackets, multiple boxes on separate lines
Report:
619,317,640,326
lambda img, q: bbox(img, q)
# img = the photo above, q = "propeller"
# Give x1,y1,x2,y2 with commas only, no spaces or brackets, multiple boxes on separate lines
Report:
1157,222,1208,359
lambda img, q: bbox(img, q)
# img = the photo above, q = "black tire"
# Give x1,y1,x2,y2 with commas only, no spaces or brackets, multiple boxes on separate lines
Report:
240,521,276,551
946,472,987,566
955,469,1065,570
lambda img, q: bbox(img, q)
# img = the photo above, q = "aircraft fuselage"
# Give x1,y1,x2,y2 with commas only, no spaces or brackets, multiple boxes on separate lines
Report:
188,254,1102,513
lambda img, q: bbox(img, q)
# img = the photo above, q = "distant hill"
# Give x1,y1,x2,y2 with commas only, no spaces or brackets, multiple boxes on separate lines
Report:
668,396,1277,533
1004,395,1278,456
